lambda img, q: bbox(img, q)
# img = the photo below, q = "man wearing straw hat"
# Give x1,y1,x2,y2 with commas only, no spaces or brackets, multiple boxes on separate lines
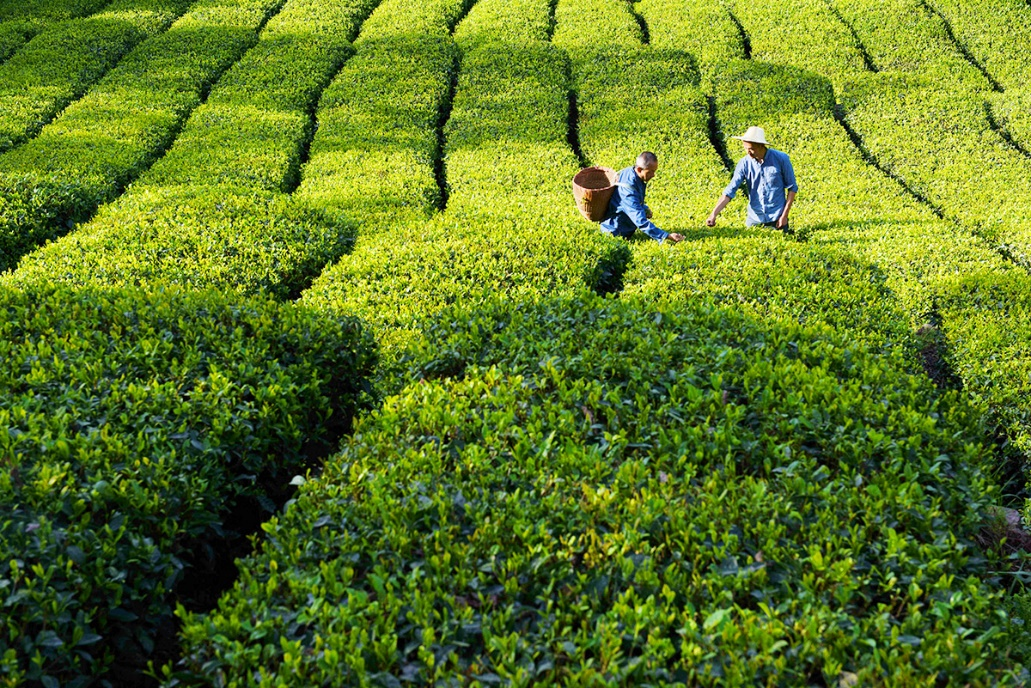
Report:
600,152,684,244
706,126,797,233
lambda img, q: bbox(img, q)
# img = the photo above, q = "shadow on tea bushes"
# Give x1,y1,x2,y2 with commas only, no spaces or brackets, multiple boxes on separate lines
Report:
172,292,1020,686
0,281,375,686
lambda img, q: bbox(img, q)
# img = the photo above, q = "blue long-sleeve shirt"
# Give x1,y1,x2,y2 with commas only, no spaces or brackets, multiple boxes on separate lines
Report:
723,148,797,226
600,166,668,242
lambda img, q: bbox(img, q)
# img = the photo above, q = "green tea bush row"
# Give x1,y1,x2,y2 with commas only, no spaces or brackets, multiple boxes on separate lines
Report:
0,21,40,64
636,0,742,89
9,0,380,299
937,272,1031,465
0,281,375,686
300,0,630,387
922,0,1031,147
923,0,1031,90
841,74,1031,266
172,292,1021,685
990,90,1031,155
0,0,194,154
132,0,378,192
0,0,112,23
827,0,986,87
294,0,471,233
0,0,288,273
688,1,1031,515
729,0,866,79
790,0,1031,266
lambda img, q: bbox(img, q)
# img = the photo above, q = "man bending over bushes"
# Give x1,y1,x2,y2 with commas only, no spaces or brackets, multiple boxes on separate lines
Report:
601,151,684,244
706,126,797,233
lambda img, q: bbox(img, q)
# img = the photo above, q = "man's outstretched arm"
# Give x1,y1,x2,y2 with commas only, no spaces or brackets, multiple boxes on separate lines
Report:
706,195,732,227
777,189,796,228
707,161,745,226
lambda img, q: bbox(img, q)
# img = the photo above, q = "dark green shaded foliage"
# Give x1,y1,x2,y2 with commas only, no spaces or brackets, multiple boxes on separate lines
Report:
173,293,1018,685
0,281,375,685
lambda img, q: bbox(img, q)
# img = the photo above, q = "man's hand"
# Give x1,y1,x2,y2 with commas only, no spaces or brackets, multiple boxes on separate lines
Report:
645,207,653,219
705,213,717,227
776,213,789,229
667,233,684,243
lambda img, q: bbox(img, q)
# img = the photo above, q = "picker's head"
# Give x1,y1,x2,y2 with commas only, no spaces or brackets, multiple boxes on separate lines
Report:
635,151,658,182
732,126,769,161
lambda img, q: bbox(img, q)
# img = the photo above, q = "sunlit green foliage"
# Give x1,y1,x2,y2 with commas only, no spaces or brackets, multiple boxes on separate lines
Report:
9,0,379,297
0,0,194,153
2,0,1030,684
0,0,287,272
165,0,1029,685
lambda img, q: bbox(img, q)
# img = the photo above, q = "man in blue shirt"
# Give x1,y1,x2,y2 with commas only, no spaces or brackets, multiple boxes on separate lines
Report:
706,126,797,232
600,152,684,244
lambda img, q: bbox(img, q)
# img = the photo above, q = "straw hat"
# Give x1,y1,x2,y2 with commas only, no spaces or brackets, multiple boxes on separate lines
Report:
731,126,769,145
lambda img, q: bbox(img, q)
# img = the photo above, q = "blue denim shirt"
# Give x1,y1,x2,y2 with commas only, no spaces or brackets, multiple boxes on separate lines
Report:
600,166,668,242
723,148,798,226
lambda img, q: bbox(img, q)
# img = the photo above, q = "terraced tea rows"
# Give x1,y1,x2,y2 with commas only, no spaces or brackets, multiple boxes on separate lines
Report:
1,0,1030,684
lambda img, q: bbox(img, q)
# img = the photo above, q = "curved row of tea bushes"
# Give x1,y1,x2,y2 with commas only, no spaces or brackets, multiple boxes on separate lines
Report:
0,0,289,273
8,0,381,300
828,0,986,88
836,74,1031,264
0,0,195,154
702,0,1031,519
172,291,1021,685
809,0,1031,267
729,0,865,79
0,281,375,686
0,0,112,23
300,0,630,388
792,0,1031,466
294,0,472,233
922,0,1031,146
923,0,1031,89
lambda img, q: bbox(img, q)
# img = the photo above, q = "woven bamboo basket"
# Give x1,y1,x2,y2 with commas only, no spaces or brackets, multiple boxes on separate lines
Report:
572,166,618,222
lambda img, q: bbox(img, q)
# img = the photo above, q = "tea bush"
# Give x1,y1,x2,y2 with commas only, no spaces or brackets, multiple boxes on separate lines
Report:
0,281,375,686
172,293,1020,685
9,0,379,297
8,187,353,300
294,0,470,232
0,0,111,23
637,0,743,89
827,0,987,88
804,0,1031,266
0,0,194,153
924,0,1031,148
923,0,1031,90
0,0,287,273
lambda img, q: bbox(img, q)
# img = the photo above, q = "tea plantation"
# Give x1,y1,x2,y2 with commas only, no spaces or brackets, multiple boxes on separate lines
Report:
2,0,1031,684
